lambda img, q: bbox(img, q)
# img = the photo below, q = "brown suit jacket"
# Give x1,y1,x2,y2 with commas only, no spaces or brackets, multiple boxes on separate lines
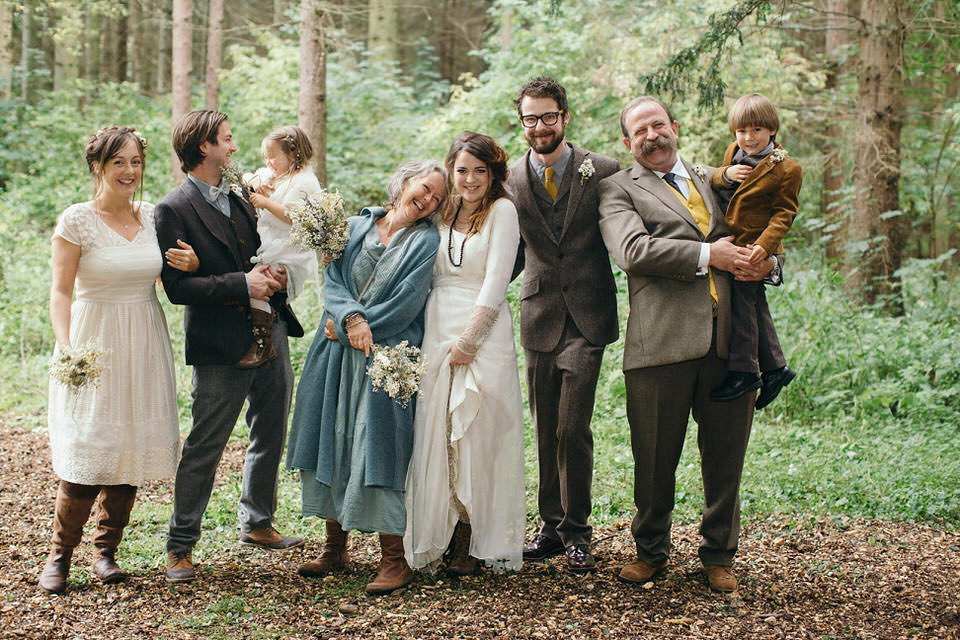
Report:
598,159,733,370
710,141,802,258
508,143,620,352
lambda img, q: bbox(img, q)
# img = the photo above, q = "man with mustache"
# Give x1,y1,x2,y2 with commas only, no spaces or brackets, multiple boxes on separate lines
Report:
597,96,778,593
507,77,619,573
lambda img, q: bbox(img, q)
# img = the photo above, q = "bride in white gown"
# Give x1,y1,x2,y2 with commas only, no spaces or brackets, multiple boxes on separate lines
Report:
404,132,526,574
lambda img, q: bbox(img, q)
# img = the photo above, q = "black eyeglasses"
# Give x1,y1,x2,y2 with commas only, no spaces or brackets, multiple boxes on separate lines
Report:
519,111,564,128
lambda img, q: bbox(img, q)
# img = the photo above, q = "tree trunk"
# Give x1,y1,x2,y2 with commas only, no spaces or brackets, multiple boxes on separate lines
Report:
84,5,100,83
299,0,327,185
154,0,170,95
848,0,907,313
171,0,192,183
367,0,397,64
129,0,142,88
204,0,223,110
117,5,128,83
52,5,81,90
0,1,10,99
20,0,32,101
821,0,855,262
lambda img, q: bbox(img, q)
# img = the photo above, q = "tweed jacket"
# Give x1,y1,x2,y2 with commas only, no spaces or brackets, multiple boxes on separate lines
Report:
155,179,300,366
507,143,620,352
598,158,734,371
710,141,802,258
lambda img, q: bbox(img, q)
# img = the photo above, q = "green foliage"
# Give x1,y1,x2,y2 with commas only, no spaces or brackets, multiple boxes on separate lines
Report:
218,38,449,213
638,0,772,109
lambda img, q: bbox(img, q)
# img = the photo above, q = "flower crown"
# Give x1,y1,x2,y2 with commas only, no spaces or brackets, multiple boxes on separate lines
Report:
91,126,148,150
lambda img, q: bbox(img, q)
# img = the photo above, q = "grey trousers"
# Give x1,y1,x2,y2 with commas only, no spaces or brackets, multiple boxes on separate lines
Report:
526,315,605,548
624,330,754,568
167,321,293,553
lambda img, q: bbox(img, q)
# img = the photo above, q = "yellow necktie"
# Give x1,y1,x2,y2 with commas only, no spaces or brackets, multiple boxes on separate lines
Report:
669,178,718,308
544,166,558,201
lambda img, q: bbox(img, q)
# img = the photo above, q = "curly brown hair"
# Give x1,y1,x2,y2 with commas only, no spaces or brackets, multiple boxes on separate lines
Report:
441,131,510,234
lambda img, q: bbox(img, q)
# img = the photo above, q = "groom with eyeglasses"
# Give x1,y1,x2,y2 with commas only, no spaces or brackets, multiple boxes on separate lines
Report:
506,77,620,573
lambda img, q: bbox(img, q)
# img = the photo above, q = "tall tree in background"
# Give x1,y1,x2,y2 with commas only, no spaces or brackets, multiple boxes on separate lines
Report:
205,0,223,110
848,0,907,311
367,0,397,64
298,0,327,184
821,0,856,262
0,2,10,99
171,0,192,182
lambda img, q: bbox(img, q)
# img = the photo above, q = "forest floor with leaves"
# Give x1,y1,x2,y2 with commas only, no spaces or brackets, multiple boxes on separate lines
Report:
1,420,958,639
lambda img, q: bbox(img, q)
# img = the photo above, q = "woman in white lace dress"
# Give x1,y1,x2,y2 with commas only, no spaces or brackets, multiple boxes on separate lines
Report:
404,132,526,575
41,126,190,594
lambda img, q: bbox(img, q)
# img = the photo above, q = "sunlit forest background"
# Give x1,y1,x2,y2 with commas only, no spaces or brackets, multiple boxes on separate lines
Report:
0,0,957,527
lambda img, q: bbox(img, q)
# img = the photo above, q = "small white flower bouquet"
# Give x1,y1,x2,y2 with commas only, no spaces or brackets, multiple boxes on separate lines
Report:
50,342,104,390
288,189,350,261
578,158,595,184
366,340,426,409
221,161,251,198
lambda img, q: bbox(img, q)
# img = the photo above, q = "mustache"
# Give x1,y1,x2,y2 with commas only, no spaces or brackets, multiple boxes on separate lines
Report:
640,135,675,156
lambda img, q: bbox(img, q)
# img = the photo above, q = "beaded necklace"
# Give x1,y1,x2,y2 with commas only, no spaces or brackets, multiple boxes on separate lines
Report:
447,200,470,268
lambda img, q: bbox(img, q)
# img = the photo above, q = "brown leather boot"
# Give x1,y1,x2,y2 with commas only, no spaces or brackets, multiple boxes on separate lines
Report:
365,533,414,595
91,484,137,583
446,521,478,577
38,481,99,594
298,519,349,577
235,308,277,369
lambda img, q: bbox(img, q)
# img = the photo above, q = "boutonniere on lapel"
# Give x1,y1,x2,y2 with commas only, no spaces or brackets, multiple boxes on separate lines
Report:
769,148,788,164
578,158,595,184
221,162,251,198
693,164,707,179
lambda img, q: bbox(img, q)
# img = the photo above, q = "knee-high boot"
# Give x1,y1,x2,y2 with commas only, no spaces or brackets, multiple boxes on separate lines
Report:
365,533,414,595
298,519,349,577
91,484,137,583
446,521,478,576
38,481,99,594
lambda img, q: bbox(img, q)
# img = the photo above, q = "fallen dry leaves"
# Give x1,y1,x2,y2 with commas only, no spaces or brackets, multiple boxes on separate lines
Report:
1,422,957,639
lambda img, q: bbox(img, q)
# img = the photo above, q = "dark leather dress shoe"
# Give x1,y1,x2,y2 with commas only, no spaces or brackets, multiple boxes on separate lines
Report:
709,371,761,402
522,534,564,562
565,544,596,573
756,366,796,409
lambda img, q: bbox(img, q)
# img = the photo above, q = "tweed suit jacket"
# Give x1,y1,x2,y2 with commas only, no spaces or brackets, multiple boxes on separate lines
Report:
710,141,802,257
507,143,620,352
155,179,299,366
598,158,734,371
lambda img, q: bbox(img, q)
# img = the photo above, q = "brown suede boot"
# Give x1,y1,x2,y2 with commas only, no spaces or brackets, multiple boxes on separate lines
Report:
38,481,99,594
298,519,349,577
91,484,137,584
365,533,414,595
446,521,478,577
235,308,277,369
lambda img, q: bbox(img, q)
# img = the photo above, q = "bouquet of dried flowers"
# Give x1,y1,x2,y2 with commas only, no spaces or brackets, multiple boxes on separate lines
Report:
50,342,104,391
288,189,350,260
366,340,426,409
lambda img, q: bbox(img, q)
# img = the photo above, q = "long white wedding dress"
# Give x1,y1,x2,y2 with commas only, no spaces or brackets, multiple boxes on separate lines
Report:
47,202,180,486
404,197,526,572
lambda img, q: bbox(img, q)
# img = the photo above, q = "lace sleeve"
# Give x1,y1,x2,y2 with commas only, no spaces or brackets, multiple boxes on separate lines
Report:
455,305,499,356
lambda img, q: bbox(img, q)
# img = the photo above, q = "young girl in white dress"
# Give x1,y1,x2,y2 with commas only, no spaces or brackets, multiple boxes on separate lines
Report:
234,125,321,367
42,126,190,594
404,132,526,575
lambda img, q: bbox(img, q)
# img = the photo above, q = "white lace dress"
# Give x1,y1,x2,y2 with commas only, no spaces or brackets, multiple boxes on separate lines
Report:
47,202,180,486
404,198,526,572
